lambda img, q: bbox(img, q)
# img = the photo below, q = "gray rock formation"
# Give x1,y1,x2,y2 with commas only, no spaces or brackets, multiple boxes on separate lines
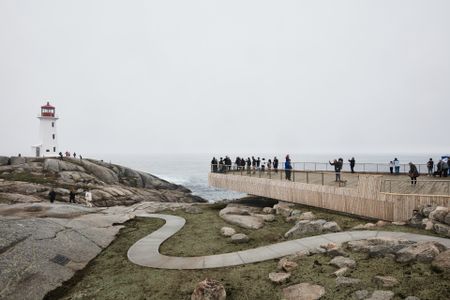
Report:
219,205,265,229
335,276,361,286
0,156,205,207
329,256,356,268
0,201,194,300
396,241,446,263
231,233,250,243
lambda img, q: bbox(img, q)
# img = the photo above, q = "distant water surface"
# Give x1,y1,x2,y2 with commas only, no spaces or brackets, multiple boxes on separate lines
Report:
94,153,443,202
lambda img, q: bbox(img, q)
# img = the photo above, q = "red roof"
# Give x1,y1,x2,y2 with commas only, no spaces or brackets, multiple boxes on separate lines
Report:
41,101,55,109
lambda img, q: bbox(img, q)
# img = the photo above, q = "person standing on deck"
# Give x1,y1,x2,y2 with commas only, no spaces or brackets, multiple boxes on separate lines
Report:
442,159,449,178
427,158,434,176
394,158,400,174
329,158,343,181
408,162,419,185
211,157,218,172
285,155,292,180
348,157,356,173
273,157,279,173
268,159,272,171
389,161,394,174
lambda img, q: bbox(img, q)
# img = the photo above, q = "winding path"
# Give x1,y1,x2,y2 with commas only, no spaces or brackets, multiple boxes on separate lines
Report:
127,213,450,270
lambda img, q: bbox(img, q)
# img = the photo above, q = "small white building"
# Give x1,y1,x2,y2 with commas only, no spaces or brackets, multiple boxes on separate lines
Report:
32,102,59,157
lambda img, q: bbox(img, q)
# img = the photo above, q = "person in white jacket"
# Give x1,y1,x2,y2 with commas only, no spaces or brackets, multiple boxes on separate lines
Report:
85,190,93,207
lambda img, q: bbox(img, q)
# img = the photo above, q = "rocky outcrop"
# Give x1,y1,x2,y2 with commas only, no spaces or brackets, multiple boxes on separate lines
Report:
410,205,450,237
231,233,249,243
0,201,194,300
396,241,446,263
269,272,291,284
0,156,205,206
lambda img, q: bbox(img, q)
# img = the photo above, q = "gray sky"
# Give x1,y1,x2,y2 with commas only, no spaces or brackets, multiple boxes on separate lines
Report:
1,0,449,156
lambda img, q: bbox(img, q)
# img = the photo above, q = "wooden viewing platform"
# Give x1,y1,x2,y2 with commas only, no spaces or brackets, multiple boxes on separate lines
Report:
208,169,450,222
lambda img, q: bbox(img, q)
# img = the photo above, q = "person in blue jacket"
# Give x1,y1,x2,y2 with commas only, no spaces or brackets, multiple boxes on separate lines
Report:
285,155,292,180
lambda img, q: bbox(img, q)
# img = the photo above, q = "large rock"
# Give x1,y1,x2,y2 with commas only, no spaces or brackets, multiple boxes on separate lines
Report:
330,256,356,268
298,212,316,221
268,272,291,284
282,283,325,300
9,156,26,165
346,238,414,257
278,258,298,272
191,278,226,300
219,206,264,229
231,233,249,244
322,221,341,232
373,276,399,287
80,160,119,184
353,290,369,300
262,207,275,214
220,227,236,237
0,156,9,166
396,241,446,263
335,276,361,286
429,207,449,223
433,222,450,237
44,159,84,173
366,290,394,300
329,256,356,268
274,203,294,217
285,220,324,237
421,204,437,218
431,249,450,272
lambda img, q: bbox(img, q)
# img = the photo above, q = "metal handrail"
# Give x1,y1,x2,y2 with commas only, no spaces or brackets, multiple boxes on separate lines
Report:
381,178,450,195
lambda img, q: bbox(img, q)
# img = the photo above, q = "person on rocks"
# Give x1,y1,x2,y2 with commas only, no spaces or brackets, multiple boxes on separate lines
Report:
48,189,56,203
427,158,434,176
79,155,83,160
408,162,419,185
211,157,218,172
69,189,76,203
73,152,77,158
285,155,292,180
85,190,93,207
59,152,64,160
348,157,356,173
394,158,400,174
329,158,343,182
273,156,279,173
389,161,394,174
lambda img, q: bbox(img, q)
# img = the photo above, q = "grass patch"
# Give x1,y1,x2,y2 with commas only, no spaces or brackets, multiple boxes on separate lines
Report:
46,204,450,300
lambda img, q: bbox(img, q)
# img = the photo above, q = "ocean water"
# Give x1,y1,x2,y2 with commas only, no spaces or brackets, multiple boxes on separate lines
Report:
96,153,444,202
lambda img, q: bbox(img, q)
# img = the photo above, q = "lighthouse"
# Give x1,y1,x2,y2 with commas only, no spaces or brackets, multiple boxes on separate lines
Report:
32,102,59,157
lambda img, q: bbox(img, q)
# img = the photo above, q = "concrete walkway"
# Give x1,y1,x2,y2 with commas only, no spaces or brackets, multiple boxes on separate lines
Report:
127,213,450,270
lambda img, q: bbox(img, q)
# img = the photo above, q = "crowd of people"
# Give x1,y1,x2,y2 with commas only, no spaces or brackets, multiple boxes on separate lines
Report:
58,150,82,160
211,155,450,185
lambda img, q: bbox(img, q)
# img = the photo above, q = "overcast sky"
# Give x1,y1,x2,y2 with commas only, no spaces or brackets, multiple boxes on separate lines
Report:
0,1,449,157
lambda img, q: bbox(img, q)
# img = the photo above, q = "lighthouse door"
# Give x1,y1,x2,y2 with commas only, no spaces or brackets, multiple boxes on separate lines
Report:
36,147,40,157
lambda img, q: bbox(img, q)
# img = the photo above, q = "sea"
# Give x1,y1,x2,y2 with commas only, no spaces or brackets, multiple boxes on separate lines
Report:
94,153,446,202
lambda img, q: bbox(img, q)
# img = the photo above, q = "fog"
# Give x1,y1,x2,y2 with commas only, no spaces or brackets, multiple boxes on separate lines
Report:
1,0,449,157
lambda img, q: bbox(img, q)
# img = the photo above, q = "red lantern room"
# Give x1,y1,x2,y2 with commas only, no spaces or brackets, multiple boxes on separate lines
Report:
41,102,55,117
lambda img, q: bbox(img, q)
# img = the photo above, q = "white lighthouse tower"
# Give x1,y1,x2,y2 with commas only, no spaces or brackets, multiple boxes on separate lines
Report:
32,102,59,157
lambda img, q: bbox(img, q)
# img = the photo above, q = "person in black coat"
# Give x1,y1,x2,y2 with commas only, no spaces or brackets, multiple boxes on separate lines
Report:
49,189,56,203
348,157,356,173
69,189,76,203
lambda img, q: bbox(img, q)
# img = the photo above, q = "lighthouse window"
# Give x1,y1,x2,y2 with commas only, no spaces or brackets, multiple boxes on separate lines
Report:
53,147,56,152
46,149,50,152
52,134,55,140
52,122,54,127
